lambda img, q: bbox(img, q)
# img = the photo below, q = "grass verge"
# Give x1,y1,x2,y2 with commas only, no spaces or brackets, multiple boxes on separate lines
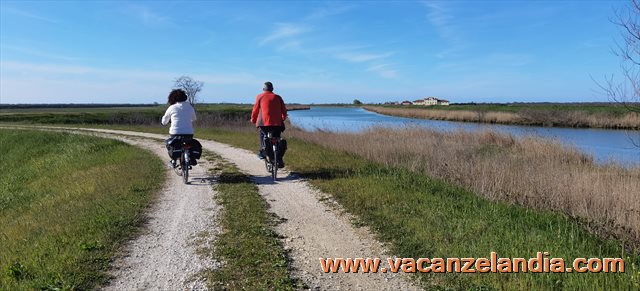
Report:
0,129,164,290
198,152,295,290
188,127,639,289
9,124,640,288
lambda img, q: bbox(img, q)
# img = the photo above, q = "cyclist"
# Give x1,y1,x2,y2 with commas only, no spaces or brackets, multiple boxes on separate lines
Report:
250,81,287,168
161,89,197,168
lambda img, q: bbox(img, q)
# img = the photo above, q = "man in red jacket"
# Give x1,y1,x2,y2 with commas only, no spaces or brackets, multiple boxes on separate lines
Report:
251,81,288,166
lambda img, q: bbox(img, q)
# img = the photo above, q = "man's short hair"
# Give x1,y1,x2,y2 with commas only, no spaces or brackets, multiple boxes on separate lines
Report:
263,81,274,91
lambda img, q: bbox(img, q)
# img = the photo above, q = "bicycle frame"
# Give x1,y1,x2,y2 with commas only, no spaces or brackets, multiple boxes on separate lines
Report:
172,140,192,184
264,132,280,181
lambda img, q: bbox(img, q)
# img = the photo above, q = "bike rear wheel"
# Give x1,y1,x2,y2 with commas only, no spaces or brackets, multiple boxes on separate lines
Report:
182,151,189,184
271,146,278,181
265,159,272,173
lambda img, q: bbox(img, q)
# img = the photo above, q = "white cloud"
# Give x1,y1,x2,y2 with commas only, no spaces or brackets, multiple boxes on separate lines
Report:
277,40,303,52
335,52,394,63
126,4,171,26
422,1,466,58
259,23,308,46
1,61,173,79
1,45,81,62
1,6,59,24
367,64,398,79
0,60,264,103
305,3,355,21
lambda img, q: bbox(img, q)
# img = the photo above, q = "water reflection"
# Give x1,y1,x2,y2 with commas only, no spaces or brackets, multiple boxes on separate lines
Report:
289,107,640,166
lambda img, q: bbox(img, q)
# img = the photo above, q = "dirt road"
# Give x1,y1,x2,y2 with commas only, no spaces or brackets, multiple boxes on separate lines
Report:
97,134,220,290
7,126,419,290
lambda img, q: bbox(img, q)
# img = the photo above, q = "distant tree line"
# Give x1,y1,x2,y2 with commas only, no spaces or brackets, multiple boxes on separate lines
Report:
0,104,158,109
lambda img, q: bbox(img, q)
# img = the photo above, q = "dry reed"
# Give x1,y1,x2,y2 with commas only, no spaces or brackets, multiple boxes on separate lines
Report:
365,106,640,129
288,126,640,249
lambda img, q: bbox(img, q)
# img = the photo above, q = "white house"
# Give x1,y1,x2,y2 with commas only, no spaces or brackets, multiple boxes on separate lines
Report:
423,97,439,106
409,97,449,106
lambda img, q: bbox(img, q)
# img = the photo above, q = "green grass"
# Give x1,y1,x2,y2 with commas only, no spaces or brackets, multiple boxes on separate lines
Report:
198,152,295,290
0,129,164,290
179,127,639,289
3,121,639,288
0,104,251,125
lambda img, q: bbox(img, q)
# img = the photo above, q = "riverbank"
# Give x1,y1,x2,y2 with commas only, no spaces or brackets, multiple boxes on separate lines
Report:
91,123,638,289
3,105,639,288
364,104,640,129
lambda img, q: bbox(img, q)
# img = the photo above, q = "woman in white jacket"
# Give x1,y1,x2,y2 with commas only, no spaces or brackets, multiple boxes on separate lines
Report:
162,89,197,167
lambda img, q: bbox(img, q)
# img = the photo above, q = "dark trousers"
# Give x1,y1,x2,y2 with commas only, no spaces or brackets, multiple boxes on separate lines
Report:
259,126,282,152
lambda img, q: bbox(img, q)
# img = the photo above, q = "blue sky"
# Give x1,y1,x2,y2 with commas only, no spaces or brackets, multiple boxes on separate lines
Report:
0,0,628,104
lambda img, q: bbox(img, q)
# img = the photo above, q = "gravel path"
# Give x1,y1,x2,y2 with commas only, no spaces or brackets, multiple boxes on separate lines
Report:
7,126,419,290
1,126,220,290
73,128,419,290
97,134,220,291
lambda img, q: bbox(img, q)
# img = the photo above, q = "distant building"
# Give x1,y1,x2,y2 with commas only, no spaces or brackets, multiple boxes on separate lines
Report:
410,97,449,106
389,97,450,106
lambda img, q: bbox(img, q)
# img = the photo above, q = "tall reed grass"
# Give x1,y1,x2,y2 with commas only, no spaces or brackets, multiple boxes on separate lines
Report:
365,106,640,129
287,127,640,250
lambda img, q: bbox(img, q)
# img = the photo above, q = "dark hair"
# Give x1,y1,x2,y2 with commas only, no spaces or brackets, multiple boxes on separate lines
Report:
168,89,188,105
263,81,273,91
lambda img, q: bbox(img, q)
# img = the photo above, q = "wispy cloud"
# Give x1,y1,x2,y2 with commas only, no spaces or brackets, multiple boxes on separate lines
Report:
1,45,80,62
276,40,303,52
126,4,171,26
1,61,170,79
0,61,261,86
484,53,533,67
305,3,355,21
367,63,398,79
257,8,399,78
336,52,394,63
1,6,59,24
422,1,466,58
258,23,308,46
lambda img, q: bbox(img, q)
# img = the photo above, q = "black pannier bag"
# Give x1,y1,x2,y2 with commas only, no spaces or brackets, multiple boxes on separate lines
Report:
189,139,203,160
166,137,182,160
165,136,202,161
264,138,287,159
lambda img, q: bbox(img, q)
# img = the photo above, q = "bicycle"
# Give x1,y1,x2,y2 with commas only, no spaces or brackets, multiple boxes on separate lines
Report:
171,137,193,184
263,132,281,181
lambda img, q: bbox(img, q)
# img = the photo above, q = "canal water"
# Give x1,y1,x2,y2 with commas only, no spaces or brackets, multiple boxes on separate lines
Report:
288,107,640,166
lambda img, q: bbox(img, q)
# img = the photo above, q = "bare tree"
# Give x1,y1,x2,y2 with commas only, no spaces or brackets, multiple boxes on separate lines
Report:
174,75,204,105
605,0,639,111
601,0,640,147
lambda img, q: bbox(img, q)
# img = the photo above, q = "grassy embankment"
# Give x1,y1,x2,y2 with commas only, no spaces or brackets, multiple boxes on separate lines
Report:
78,123,639,289
0,104,253,126
365,104,640,129
0,129,164,290
197,152,296,290
2,106,639,288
